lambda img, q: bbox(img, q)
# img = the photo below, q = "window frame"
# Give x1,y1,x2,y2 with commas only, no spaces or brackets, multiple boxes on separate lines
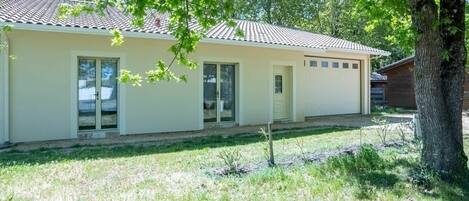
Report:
332,62,339,68
309,60,318,68
321,61,329,68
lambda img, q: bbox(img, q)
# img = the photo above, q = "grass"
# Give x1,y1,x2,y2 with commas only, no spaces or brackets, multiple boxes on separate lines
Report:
0,126,468,200
371,106,416,115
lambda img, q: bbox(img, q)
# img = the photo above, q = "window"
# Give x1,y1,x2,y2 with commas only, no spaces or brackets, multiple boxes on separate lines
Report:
275,75,283,94
309,60,318,67
321,61,329,68
332,62,339,68
343,63,349,69
352,63,359,69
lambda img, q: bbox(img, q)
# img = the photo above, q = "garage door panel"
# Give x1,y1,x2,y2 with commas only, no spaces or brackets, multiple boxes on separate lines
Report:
304,57,361,116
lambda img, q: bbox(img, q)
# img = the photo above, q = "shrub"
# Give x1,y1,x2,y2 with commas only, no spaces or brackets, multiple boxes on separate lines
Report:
396,120,414,143
326,145,384,173
294,138,308,162
408,165,436,190
371,116,391,145
217,149,243,175
354,145,384,171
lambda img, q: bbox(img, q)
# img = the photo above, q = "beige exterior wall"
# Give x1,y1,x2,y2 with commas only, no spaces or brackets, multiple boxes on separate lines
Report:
0,32,8,144
6,30,371,143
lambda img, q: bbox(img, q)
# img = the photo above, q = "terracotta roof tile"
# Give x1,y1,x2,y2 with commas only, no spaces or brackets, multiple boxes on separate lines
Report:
0,0,390,55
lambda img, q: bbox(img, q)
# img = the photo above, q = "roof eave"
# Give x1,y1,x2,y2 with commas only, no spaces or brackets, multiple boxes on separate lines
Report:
325,47,391,57
2,22,386,56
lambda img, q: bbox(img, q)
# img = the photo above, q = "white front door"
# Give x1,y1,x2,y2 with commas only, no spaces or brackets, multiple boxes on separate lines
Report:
78,57,119,131
273,66,291,121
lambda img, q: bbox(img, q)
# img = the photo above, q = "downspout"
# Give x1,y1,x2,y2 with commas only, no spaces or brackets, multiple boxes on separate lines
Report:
0,31,9,145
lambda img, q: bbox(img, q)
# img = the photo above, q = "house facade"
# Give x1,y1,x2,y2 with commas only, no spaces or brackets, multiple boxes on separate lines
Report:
0,0,389,143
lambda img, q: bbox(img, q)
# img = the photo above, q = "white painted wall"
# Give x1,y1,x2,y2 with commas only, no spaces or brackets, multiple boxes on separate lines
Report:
7,30,371,142
0,32,8,144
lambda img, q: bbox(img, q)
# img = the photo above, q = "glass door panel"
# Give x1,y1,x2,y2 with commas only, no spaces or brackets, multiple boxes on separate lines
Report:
203,64,217,122
101,59,118,129
220,64,235,122
78,58,97,130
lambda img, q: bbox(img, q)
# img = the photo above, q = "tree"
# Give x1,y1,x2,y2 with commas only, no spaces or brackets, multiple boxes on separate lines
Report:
360,0,468,176
411,0,468,175
234,0,412,70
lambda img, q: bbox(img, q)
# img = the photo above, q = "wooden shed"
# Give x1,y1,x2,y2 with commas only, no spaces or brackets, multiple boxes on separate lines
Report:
377,56,469,109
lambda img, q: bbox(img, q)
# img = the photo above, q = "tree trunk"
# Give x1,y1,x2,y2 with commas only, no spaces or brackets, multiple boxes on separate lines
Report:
410,0,468,175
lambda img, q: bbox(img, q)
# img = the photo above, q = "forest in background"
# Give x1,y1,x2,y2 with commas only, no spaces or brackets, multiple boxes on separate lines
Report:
233,0,468,70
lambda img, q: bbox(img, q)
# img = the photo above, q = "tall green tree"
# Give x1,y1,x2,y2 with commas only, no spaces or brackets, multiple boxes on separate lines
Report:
233,0,411,70
359,0,468,176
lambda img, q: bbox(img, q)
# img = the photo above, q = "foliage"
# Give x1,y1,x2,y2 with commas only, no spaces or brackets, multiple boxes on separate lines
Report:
371,116,392,145
294,138,308,162
0,24,13,51
371,105,414,115
397,120,414,143
217,148,244,174
327,145,385,173
58,0,239,85
234,0,412,70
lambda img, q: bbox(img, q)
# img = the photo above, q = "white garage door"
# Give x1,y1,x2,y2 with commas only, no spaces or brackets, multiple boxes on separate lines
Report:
304,57,361,116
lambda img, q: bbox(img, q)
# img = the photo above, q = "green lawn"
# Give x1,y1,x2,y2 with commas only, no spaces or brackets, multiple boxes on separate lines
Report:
0,127,468,200
371,106,416,115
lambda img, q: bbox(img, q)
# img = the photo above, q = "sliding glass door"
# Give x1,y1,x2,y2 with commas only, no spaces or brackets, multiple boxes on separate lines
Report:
78,57,118,131
203,63,236,124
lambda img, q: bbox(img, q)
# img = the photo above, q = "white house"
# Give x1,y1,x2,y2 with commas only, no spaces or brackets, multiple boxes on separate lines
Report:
0,0,389,143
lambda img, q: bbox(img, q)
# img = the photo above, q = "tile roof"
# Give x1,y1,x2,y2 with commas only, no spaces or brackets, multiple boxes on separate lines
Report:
0,0,390,56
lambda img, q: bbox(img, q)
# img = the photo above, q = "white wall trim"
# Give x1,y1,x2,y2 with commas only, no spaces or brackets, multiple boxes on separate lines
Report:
270,60,298,122
70,50,127,138
1,22,390,56
0,32,9,144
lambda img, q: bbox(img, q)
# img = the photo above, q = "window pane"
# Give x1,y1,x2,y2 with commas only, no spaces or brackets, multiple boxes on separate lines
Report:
78,59,96,130
275,75,282,94
353,63,359,69
343,63,349,69
321,61,328,68
220,64,235,122
203,64,218,122
332,62,339,68
101,59,118,129
309,60,317,67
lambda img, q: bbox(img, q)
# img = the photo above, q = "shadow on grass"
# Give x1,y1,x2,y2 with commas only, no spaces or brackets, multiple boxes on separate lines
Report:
326,145,469,200
0,126,355,167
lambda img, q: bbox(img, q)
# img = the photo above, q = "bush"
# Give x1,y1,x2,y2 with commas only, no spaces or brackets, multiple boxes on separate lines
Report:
326,145,384,173
371,116,391,145
354,145,385,171
408,165,436,190
217,149,244,175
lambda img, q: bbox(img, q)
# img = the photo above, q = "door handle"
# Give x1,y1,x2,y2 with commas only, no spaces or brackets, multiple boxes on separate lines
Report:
95,91,100,100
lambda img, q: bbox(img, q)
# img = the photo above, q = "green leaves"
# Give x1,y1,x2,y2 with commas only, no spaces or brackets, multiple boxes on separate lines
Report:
2,24,13,32
57,0,236,86
110,29,124,47
117,70,142,87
